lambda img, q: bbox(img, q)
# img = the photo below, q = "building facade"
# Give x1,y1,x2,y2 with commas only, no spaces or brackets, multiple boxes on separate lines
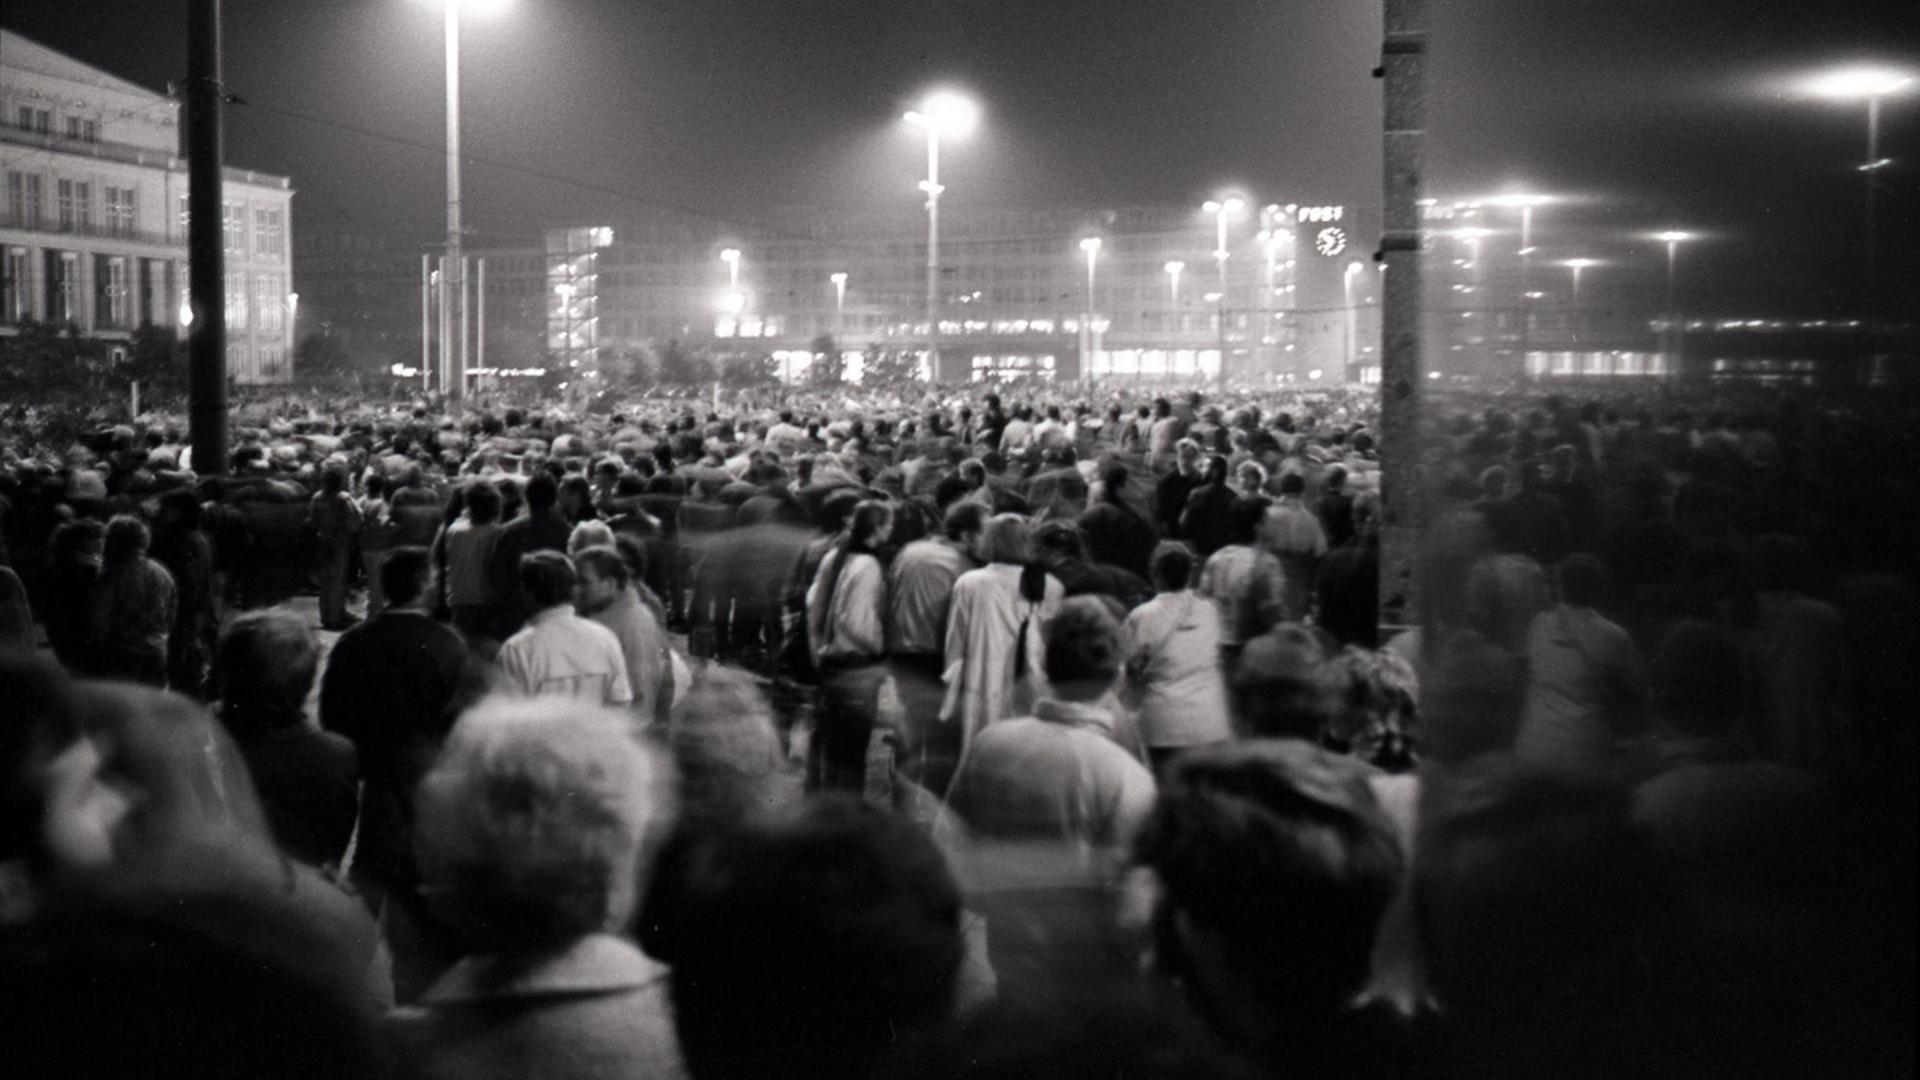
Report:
0,29,295,384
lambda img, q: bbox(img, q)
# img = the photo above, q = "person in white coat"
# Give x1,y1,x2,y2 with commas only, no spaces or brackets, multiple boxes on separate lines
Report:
941,514,1064,761
1121,541,1232,773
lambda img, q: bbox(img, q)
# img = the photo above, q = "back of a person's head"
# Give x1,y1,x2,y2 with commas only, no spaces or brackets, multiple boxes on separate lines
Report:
1415,756,1650,1074
1227,494,1273,545
214,610,319,734
643,796,963,1080
1556,552,1608,609
979,513,1034,565
1277,470,1306,496
1150,540,1196,593
1232,624,1331,739
414,697,672,954
1135,741,1402,1038
463,478,502,524
941,499,987,541
1034,519,1086,562
518,549,577,610
1649,620,1747,738
817,487,863,535
1043,596,1123,695
568,519,617,554
379,545,433,608
522,471,558,513
1462,554,1552,654
668,666,796,824
103,513,149,563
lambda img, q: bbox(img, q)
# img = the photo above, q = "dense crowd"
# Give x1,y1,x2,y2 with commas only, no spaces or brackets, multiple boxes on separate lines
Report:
0,379,1914,1078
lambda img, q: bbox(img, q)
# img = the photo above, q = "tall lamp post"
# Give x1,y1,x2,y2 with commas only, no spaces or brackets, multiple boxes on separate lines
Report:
1202,196,1244,390
1653,230,1694,370
1564,257,1599,342
426,0,508,405
830,271,848,336
1802,65,1915,313
1079,236,1102,380
1343,261,1363,380
905,90,979,383
1486,192,1552,363
717,248,744,337
1164,260,1184,381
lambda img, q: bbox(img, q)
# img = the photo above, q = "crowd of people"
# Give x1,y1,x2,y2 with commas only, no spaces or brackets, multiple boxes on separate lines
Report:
0,377,1914,1078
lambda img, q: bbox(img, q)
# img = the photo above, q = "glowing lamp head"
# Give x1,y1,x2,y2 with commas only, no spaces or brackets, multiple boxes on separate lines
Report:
720,248,741,267
427,0,511,17
1164,260,1185,276
1804,66,1915,100
830,272,848,285
1080,237,1103,254
1654,230,1694,245
717,290,745,314
1564,258,1600,270
907,91,980,139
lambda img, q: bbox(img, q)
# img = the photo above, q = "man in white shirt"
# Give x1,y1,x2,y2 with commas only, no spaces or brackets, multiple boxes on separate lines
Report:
497,550,632,707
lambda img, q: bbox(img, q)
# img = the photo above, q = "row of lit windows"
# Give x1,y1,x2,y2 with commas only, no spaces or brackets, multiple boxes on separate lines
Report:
13,105,96,143
176,194,286,257
0,245,288,337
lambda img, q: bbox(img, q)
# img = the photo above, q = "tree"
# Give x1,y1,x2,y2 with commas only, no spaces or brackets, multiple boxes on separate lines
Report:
806,333,844,389
120,324,187,399
0,319,109,399
657,338,714,387
296,331,356,383
606,345,659,392
719,348,779,389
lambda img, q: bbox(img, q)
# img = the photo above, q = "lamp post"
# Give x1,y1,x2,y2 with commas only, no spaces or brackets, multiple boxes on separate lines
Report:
905,90,979,383
1164,260,1184,379
1202,196,1244,390
1653,230,1694,369
830,271,847,336
1564,257,1598,342
718,248,744,338
1802,65,1915,313
1343,261,1363,379
1079,236,1102,380
1486,193,1551,359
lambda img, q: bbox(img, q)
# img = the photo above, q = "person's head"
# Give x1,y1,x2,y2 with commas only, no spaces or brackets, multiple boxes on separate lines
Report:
1235,460,1268,493
1150,540,1197,594
1175,438,1200,470
1033,519,1087,567
1477,464,1509,501
213,611,319,735
643,797,962,1080
518,550,578,611
1134,741,1402,1064
940,500,988,551
1153,397,1171,419
1648,619,1747,738
567,519,617,555
1556,552,1607,609
414,696,672,954
667,666,798,826
1322,647,1420,770
1231,625,1332,739
522,472,558,515
380,546,435,610
103,514,150,565
1462,554,1552,655
1044,596,1123,701
1102,464,1130,500
463,479,503,525
846,499,894,552
362,472,388,501
1277,470,1306,497
978,513,1034,566
816,488,863,537
572,545,631,615
1324,464,1348,492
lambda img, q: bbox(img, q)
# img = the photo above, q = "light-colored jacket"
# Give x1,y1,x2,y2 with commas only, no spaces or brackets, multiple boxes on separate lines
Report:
1121,589,1232,749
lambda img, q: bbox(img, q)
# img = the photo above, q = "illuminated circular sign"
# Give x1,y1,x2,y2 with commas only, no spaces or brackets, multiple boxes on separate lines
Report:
1314,226,1348,257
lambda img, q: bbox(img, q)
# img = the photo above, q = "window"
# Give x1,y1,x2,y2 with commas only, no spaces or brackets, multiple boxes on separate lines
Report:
56,179,92,233
6,172,42,228
254,208,284,256
226,270,248,329
178,192,190,236
3,247,31,324
100,255,129,327
222,201,246,254
48,251,78,325
105,186,137,237
255,273,283,333
64,116,97,143
17,107,50,134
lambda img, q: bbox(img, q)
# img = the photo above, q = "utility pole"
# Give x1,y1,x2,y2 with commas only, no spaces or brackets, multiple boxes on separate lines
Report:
186,0,227,476
1378,0,1426,633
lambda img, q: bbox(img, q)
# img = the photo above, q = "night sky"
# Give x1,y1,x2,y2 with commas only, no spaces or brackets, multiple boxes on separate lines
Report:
6,1,1916,314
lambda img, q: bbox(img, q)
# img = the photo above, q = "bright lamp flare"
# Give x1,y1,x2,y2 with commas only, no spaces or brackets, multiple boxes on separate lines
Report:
1805,66,1916,99
1653,230,1694,244
1080,237,1103,253
1564,258,1600,269
422,0,511,16
1484,192,1553,209
907,91,980,139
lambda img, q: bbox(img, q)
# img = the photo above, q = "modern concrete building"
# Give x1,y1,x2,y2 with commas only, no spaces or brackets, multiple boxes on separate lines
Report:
0,29,295,383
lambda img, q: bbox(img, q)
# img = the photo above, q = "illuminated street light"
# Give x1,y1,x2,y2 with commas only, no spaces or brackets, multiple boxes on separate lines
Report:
417,0,511,402
830,271,848,336
1079,237,1103,378
1164,260,1185,366
906,89,981,380
1201,196,1244,390
720,248,741,290
1344,261,1364,376
1651,230,1695,367
1800,64,1915,313
1563,258,1599,303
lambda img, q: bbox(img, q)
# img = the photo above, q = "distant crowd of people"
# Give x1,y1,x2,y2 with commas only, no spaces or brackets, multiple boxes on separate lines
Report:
1,378,1914,1078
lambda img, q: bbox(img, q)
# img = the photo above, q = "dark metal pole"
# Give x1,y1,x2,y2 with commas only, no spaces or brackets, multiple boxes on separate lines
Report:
187,0,227,476
1377,0,1426,632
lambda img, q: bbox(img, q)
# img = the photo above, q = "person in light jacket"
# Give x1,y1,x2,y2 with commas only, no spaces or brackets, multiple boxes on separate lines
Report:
1122,541,1232,773
806,499,894,791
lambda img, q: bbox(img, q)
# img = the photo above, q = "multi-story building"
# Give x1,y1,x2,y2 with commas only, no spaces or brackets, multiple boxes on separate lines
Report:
550,200,1389,386
0,29,295,383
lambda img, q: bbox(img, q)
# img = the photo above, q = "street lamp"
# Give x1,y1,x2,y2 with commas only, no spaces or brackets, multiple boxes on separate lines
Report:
830,271,848,336
1651,230,1695,369
421,0,510,404
1202,196,1244,389
905,89,980,382
1486,192,1554,358
1802,64,1916,312
1164,260,1184,375
1343,261,1363,378
1079,237,1102,378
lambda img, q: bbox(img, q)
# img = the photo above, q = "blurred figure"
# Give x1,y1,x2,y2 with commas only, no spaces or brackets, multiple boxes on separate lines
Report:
1179,454,1236,557
1322,646,1420,773
496,551,631,706
390,697,683,1080
945,597,1156,861
43,518,104,671
1131,740,1404,1078
942,514,1064,756
1078,464,1157,581
442,481,504,643
889,501,986,796
1315,490,1381,649
1416,757,1653,1079
1261,471,1328,623
1122,541,1231,772
150,488,216,697
1230,623,1333,742
214,610,358,870
490,472,573,637
1198,495,1286,669
574,545,671,729
807,499,894,791
357,473,399,618
305,467,362,631
1744,534,1850,773
86,514,175,686
641,797,963,1080
1513,553,1647,772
